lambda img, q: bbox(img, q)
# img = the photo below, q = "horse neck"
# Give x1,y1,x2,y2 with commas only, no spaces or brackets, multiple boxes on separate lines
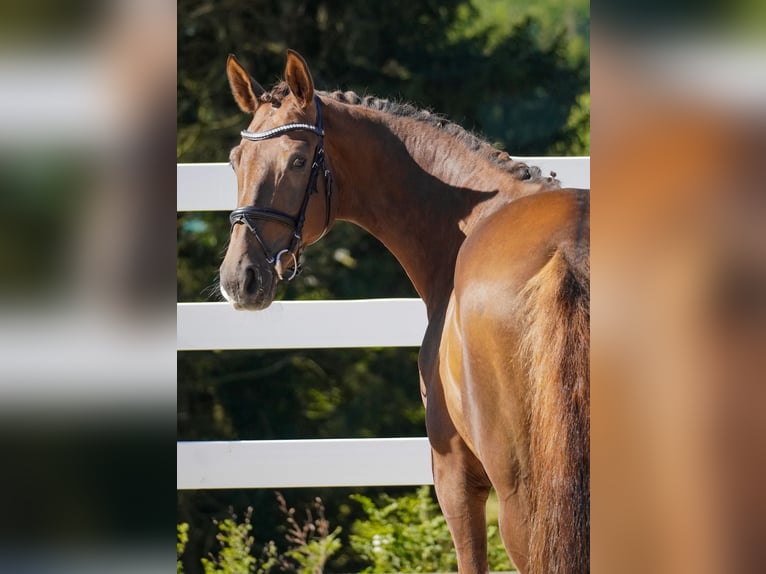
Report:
322,99,518,315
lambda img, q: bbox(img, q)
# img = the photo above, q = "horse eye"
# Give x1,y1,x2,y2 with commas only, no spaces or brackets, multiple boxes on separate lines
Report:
291,156,306,169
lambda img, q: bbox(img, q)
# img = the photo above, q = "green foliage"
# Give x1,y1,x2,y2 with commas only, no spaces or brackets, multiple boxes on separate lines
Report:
449,0,589,64
178,0,588,162
180,491,516,573
200,508,257,574
487,525,515,572
350,486,457,572
178,522,190,574
278,494,343,574
350,487,515,572
180,497,341,574
551,92,590,156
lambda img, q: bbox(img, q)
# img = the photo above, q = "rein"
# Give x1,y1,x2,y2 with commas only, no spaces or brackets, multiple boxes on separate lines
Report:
229,95,333,281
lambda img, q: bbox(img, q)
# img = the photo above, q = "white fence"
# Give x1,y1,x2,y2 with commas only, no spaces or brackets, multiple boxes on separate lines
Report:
176,157,589,490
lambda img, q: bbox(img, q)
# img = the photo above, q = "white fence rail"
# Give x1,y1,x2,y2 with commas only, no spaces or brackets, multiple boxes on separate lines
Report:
177,157,589,490
177,438,433,490
177,157,590,212
178,299,427,351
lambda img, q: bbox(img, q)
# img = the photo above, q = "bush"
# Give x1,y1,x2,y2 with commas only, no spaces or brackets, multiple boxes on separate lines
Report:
350,486,515,573
276,493,343,574
178,495,341,574
200,507,258,574
180,489,515,573
350,486,457,573
178,522,189,574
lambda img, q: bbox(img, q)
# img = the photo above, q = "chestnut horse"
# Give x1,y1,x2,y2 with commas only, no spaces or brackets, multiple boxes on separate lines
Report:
219,50,589,574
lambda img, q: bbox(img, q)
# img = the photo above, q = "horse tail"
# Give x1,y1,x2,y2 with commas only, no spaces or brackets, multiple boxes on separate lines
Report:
521,248,590,574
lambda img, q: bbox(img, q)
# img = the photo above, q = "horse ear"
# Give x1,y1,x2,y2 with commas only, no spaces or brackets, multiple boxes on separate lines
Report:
284,49,314,109
227,54,265,113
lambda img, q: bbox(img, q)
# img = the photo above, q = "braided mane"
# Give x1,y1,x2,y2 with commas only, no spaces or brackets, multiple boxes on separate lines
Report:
260,81,558,186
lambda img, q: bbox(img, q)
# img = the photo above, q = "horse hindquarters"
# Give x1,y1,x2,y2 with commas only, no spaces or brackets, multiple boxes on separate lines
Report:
451,190,590,574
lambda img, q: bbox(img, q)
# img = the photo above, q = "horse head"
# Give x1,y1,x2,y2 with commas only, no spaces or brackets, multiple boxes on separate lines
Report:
219,51,334,309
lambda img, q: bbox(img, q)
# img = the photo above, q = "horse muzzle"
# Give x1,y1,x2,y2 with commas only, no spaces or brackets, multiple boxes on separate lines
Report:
219,262,278,310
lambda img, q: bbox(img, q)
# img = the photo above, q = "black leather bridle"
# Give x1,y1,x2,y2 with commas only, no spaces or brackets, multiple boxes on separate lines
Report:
229,95,333,281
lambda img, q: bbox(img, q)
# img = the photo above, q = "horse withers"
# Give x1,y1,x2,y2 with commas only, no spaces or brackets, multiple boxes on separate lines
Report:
218,50,589,574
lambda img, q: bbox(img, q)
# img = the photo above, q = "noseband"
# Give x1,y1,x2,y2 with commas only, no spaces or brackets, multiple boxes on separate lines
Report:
229,95,333,281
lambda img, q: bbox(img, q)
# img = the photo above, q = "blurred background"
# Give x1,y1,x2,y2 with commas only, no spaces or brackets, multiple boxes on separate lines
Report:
177,0,587,572
591,1,766,573
0,0,175,572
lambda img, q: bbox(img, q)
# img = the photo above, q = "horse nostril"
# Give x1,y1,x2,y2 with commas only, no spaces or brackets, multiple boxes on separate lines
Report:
244,266,259,295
